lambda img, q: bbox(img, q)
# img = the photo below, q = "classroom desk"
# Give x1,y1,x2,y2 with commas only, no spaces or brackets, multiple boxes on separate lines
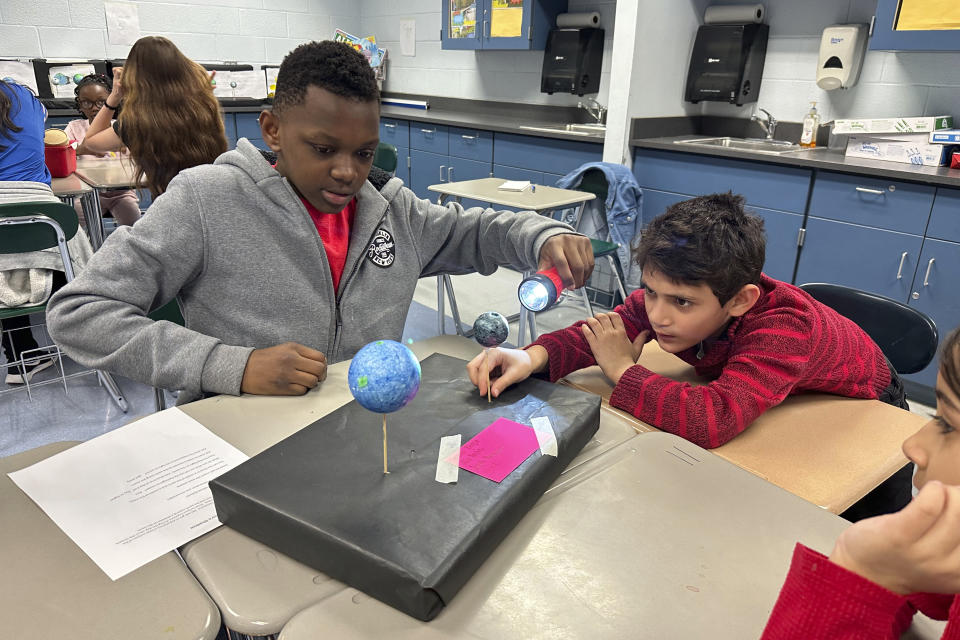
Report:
277,431,853,639
426,177,595,345
51,173,101,244
0,442,222,640
74,157,139,250
178,335,640,638
559,341,928,514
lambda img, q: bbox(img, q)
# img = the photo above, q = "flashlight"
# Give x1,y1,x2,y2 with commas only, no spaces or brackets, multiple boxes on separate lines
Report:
518,267,565,312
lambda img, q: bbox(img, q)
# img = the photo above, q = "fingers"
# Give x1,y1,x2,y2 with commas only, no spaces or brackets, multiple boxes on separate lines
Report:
466,351,485,387
292,342,326,363
891,481,948,543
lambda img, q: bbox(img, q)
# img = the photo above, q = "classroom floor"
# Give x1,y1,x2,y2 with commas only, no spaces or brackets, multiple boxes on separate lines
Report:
0,268,593,458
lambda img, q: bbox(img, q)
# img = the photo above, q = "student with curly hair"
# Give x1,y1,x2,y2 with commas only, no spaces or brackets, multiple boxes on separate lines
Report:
47,41,592,404
64,74,140,226
78,36,227,197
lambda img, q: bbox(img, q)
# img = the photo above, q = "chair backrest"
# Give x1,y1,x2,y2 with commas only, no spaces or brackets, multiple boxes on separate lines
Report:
147,299,185,325
0,201,79,255
798,282,938,374
578,168,609,203
373,142,398,174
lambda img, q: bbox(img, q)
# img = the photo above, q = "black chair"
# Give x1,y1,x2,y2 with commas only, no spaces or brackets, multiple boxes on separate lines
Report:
798,283,938,374
372,142,398,176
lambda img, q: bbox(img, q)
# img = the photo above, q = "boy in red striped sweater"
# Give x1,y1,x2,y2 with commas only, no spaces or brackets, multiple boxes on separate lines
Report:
468,192,906,449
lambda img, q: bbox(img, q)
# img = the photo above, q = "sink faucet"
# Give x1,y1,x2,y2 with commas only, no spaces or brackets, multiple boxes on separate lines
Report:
751,108,777,140
578,98,606,124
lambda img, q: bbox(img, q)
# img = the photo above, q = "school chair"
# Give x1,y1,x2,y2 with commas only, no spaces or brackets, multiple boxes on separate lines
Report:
373,142,398,176
798,282,938,374
0,201,128,410
147,299,185,412
575,168,630,308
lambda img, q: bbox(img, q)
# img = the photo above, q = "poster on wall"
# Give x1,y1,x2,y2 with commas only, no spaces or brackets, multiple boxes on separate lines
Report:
104,1,141,46
48,63,96,99
0,60,39,93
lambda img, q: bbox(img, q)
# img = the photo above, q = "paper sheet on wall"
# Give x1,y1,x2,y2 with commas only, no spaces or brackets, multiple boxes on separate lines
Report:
8,407,248,580
104,1,141,47
212,70,268,99
0,60,39,93
400,18,416,56
48,63,96,99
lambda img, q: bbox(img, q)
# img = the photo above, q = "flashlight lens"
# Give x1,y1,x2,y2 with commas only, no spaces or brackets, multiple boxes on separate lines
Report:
519,280,550,312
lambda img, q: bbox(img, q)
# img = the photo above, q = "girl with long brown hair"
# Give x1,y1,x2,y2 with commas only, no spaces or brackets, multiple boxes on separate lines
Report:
79,36,227,197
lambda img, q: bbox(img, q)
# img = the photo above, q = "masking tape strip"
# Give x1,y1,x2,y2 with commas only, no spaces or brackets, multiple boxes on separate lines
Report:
531,416,558,457
435,434,461,483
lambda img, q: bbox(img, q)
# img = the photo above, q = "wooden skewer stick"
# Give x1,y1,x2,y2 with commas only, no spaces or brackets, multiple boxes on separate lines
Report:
485,348,491,403
382,414,389,474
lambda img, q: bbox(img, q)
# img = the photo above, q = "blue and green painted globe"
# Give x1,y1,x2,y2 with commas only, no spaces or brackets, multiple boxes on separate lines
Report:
347,340,422,413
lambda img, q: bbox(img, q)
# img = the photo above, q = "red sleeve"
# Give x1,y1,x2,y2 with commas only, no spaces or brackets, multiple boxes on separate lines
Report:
529,289,653,381
761,544,917,640
611,308,814,448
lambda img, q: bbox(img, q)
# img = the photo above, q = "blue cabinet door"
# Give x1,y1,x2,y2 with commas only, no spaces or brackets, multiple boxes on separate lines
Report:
494,132,602,176
410,149,448,201
795,217,923,302
633,149,812,214
393,145,411,187
905,238,960,387
871,0,960,51
448,157,492,209
639,188,689,226
222,113,237,148
927,188,960,243
807,171,934,235
753,207,803,284
442,0,564,50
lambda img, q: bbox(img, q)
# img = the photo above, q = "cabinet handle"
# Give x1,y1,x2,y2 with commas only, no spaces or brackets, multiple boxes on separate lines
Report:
420,128,435,134
484,20,490,38
855,186,885,195
923,258,935,286
896,251,908,279
447,166,454,182
384,123,396,129
461,134,478,140
439,165,446,181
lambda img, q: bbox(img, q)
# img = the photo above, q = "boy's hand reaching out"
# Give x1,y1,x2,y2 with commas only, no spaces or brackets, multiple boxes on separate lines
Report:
241,342,327,395
581,312,649,384
538,234,594,289
828,480,960,595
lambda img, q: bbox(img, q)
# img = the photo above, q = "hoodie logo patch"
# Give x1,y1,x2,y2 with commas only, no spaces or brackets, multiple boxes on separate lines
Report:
367,228,395,268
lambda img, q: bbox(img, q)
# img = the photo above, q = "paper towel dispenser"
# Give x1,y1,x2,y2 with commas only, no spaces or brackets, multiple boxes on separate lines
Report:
541,28,604,96
685,23,769,106
816,24,868,90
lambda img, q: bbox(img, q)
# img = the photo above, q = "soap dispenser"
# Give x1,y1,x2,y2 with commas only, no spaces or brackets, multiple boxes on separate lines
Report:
816,24,868,90
800,102,820,148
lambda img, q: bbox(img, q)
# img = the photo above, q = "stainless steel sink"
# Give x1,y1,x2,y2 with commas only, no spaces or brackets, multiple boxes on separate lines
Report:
518,123,606,137
673,137,813,155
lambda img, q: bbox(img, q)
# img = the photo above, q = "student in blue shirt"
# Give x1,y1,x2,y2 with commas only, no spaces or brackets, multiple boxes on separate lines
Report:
0,79,50,184
0,79,92,384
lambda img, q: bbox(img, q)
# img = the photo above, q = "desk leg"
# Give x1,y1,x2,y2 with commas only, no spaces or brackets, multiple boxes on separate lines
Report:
80,189,105,250
97,370,129,413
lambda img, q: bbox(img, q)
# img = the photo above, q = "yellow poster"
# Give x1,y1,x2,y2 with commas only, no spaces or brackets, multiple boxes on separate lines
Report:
490,0,523,38
896,0,960,30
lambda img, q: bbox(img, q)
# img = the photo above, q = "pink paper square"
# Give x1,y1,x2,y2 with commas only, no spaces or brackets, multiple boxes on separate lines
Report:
456,418,540,483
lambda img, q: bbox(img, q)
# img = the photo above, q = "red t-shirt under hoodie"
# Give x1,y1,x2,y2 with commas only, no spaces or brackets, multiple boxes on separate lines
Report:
300,196,356,296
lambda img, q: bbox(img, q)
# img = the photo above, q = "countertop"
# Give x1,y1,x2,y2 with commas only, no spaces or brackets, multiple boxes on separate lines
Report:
631,134,960,189
47,95,605,145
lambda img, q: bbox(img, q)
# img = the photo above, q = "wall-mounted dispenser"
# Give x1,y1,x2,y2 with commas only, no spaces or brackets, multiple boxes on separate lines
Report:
816,24,869,90
541,27,605,96
685,23,769,106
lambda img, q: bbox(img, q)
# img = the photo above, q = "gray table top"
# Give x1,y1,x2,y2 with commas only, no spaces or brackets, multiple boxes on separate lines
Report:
428,177,595,211
0,442,221,640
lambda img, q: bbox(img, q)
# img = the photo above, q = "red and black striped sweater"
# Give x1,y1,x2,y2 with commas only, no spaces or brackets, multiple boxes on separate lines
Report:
530,275,891,449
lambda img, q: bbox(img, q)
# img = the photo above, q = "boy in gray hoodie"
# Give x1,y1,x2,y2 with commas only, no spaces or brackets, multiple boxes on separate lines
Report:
47,41,592,404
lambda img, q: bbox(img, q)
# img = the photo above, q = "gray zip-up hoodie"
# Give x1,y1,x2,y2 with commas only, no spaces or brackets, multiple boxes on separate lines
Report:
47,139,578,403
